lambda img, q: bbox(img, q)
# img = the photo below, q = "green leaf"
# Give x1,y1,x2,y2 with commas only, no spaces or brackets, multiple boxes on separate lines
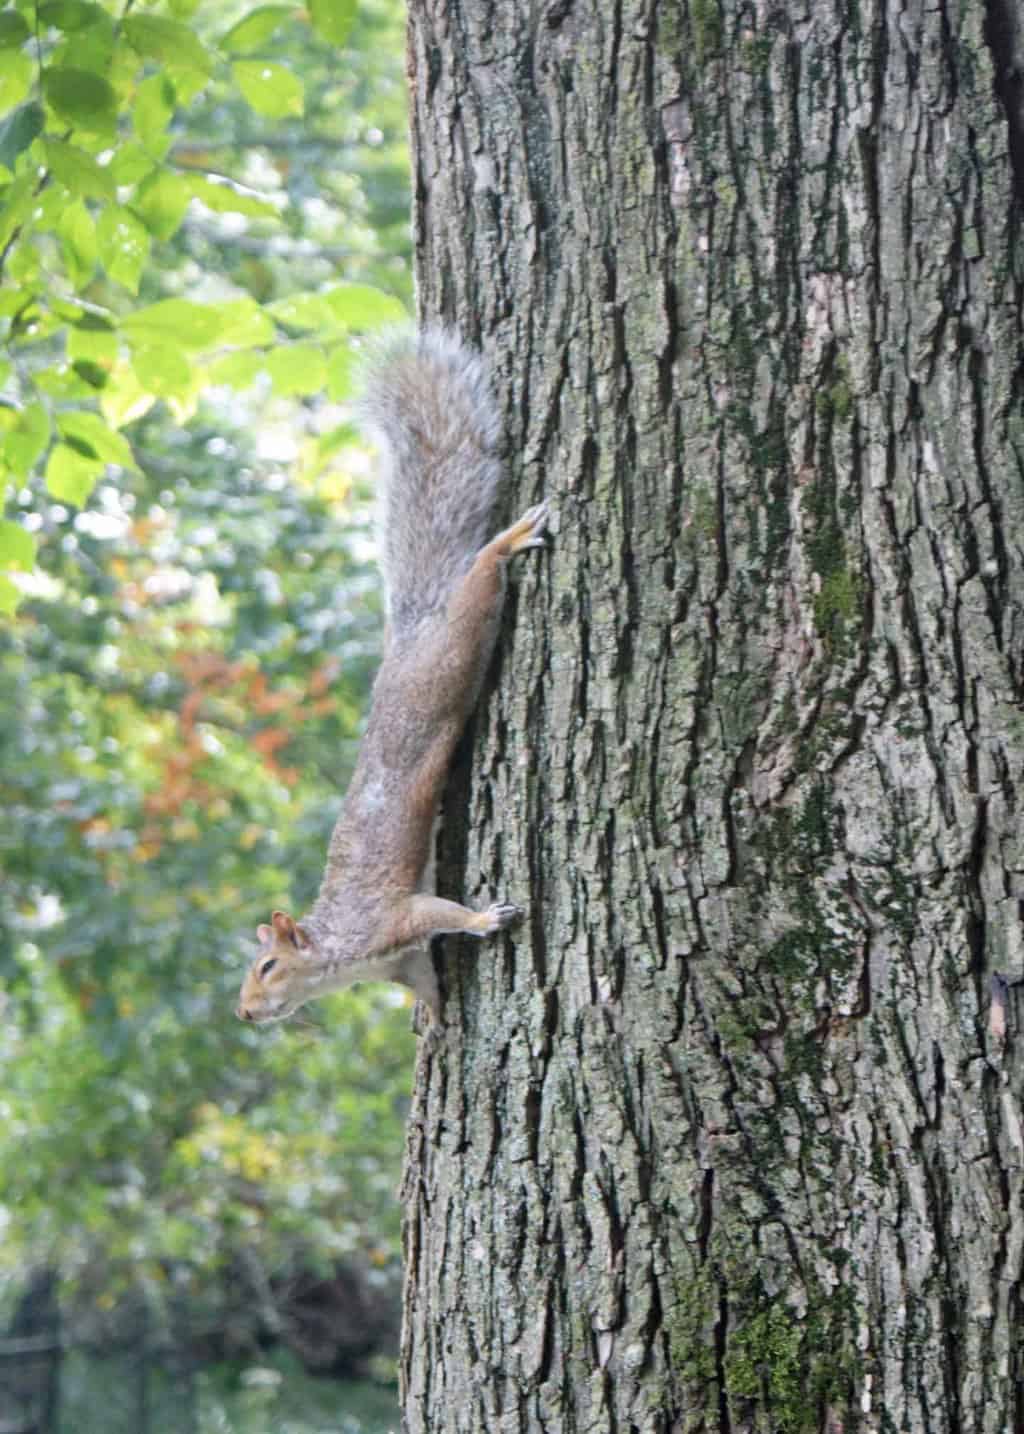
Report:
0,172,34,251
0,49,32,111
265,293,329,333
133,73,176,158
325,344,354,400
309,0,357,45
134,171,191,242
71,309,115,333
71,359,107,390
56,431,96,459
163,66,207,106
0,103,43,175
32,363,96,400
17,294,59,338
207,350,262,389
0,520,36,573
44,139,116,201
0,290,28,319
316,420,358,458
100,362,155,427
123,16,213,76
121,299,226,351
96,206,150,293
50,297,85,323
3,402,51,476
50,11,116,74
68,321,117,374
218,299,276,347
0,13,31,48
222,6,294,54
55,199,98,287
232,61,304,119
46,441,102,506
323,284,407,329
265,345,326,397
131,343,193,398
43,68,118,133
34,184,73,233
106,143,155,187
0,572,21,615
57,410,135,467
38,1,110,32
186,175,279,220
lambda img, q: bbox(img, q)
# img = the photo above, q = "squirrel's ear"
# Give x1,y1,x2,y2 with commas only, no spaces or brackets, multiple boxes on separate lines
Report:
294,923,311,950
271,909,295,940
271,910,307,949
257,923,273,946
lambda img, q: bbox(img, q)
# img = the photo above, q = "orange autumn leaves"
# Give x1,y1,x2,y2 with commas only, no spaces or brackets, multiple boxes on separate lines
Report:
71,650,338,877
146,650,338,814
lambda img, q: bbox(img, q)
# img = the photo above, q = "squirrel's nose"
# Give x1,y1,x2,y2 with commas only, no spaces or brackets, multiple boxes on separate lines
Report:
237,1005,254,1021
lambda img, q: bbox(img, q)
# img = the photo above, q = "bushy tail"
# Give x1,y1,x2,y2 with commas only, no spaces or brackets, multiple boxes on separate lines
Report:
357,329,503,638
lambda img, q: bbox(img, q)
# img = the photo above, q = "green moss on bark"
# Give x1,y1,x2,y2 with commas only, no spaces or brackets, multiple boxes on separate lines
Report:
723,1287,859,1432
690,0,723,62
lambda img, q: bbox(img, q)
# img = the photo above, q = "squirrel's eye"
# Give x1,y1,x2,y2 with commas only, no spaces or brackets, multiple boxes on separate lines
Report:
259,957,278,980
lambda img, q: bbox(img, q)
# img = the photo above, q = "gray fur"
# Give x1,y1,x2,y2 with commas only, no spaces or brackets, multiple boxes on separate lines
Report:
235,338,548,1027
357,329,503,637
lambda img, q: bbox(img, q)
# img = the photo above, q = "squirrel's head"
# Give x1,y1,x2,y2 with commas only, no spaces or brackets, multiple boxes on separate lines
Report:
236,910,316,1024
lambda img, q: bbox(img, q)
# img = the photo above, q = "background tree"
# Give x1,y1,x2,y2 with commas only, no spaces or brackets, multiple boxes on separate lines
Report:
0,1,414,1419
401,2,1024,1431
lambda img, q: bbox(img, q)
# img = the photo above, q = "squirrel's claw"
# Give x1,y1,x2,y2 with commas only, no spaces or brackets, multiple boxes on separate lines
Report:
484,902,524,933
509,500,550,553
492,500,550,561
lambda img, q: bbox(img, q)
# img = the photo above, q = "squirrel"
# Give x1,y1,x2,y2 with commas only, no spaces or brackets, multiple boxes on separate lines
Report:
236,329,549,1025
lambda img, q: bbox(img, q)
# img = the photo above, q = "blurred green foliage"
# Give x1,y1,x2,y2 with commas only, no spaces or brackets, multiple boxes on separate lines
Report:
0,0,411,608
198,1351,400,1434
57,1346,400,1433
0,0,417,1358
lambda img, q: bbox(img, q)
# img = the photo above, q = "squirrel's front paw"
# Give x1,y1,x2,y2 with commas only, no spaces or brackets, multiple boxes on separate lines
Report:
483,902,524,934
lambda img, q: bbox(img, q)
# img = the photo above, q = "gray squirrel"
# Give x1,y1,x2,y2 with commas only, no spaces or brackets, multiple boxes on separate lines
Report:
236,329,549,1024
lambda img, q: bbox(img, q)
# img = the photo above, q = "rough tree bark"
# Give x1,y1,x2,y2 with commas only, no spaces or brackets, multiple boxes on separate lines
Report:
399,1,1024,1430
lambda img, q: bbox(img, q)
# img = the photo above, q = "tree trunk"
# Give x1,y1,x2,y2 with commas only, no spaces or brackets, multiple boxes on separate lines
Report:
400,1,1024,1430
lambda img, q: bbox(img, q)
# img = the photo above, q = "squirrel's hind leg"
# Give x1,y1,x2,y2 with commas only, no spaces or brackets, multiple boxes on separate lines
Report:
446,499,550,640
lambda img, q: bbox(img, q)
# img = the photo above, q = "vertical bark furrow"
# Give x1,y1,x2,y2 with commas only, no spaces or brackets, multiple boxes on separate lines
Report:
401,1,1024,1430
